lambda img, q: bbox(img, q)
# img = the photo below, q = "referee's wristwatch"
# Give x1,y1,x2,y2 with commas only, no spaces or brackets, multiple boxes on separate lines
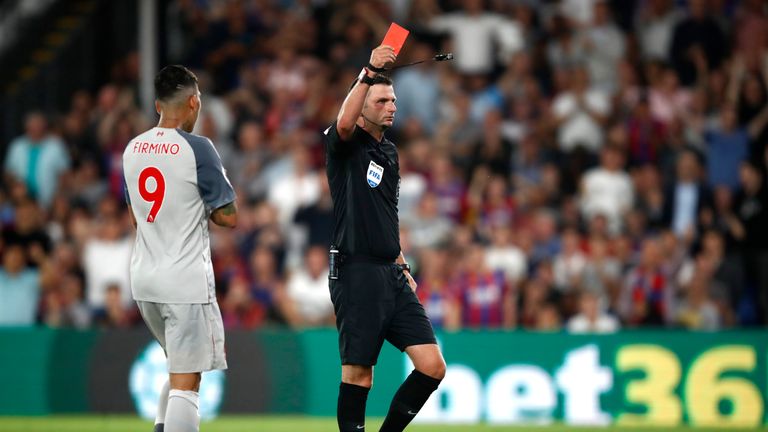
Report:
397,263,411,273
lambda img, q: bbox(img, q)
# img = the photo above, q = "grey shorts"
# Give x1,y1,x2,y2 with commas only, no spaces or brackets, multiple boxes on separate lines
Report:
137,301,227,373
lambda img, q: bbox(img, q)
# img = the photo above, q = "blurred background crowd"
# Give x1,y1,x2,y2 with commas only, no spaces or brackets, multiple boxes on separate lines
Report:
1,0,767,333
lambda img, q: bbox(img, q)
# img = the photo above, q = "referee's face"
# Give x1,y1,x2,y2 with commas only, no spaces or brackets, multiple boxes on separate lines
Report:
363,84,397,129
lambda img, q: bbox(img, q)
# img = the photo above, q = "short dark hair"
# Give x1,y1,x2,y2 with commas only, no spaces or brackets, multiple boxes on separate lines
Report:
349,73,393,91
154,65,198,102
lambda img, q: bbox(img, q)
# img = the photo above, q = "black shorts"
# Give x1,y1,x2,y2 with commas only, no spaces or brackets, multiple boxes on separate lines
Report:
329,260,437,366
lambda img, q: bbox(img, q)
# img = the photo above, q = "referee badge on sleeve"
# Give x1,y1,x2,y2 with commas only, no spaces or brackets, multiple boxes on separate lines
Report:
367,160,384,188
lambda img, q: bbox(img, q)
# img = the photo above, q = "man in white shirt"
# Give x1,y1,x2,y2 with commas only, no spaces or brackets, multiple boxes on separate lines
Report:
580,145,635,234
429,0,522,75
123,65,237,432
552,66,611,154
285,245,334,326
567,290,620,333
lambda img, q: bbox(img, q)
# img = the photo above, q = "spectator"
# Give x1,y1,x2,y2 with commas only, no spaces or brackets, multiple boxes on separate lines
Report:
266,144,320,228
551,66,611,155
427,0,523,75
452,244,515,329
221,275,265,330
416,248,460,331
4,112,70,209
82,213,133,309
404,191,454,250
619,237,675,326
625,95,666,166
553,228,587,293
575,0,625,93
580,236,622,305
293,174,334,250
92,284,138,328
661,149,713,240
0,244,40,325
392,40,441,134
705,105,751,190
484,225,527,286
675,255,722,330
2,199,52,266
566,291,620,333
43,273,91,329
283,246,334,327
636,0,682,62
580,145,634,234
669,0,727,86
734,162,768,323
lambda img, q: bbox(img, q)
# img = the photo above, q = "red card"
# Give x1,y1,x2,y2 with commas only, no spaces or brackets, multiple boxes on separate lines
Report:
381,23,409,55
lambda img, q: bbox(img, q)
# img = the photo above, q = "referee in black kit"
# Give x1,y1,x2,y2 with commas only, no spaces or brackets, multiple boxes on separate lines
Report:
323,44,446,432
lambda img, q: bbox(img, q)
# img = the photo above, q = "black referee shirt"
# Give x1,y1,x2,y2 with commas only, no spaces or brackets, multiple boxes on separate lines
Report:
324,122,400,261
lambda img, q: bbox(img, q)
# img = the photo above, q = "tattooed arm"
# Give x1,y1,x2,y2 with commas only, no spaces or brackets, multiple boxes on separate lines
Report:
210,201,238,228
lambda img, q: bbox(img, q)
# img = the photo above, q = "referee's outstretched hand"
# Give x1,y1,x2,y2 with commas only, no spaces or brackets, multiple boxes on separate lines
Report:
370,45,397,70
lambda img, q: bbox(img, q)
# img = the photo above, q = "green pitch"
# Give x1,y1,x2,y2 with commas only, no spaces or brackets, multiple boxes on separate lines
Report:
1,416,765,432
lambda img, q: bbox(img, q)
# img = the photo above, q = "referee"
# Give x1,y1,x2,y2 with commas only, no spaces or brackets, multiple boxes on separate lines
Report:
324,45,446,432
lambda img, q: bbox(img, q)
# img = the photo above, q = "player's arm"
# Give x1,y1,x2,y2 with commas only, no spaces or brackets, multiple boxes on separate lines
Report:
188,133,238,228
127,205,137,229
336,45,396,141
210,201,237,228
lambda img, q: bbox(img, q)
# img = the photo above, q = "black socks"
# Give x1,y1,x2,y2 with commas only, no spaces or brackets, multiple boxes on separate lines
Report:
379,370,442,432
338,382,370,432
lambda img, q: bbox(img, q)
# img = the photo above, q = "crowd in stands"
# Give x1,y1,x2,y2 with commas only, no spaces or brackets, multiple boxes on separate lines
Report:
1,0,768,333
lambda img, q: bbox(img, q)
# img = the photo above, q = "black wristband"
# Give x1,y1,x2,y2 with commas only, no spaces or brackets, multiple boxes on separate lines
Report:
367,62,387,73
359,73,376,86
398,263,411,273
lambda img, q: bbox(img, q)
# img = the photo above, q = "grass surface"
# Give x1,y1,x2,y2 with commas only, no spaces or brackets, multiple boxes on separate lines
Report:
1,416,767,432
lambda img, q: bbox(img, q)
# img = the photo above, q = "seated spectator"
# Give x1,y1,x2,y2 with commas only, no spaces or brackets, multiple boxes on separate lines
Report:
248,245,287,325
619,237,675,326
416,248,461,331
567,291,620,333
661,149,713,240
266,145,320,228
553,228,587,293
3,112,70,209
625,95,666,166
580,145,634,234
534,302,562,332
2,199,52,266
452,244,515,329
705,105,750,190
283,246,334,327
734,162,768,323
580,236,622,305
575,0,625,93
43,273,91,329
551,65,610,155
404,191,454,250
92,284,138,328
220,275,265,330
293,175,334,250
675,257,722,330
0,244,40,325
83,213,133,309
484,226,527,285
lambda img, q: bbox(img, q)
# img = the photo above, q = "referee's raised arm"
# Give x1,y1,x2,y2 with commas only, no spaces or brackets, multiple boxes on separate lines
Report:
336,45,396,141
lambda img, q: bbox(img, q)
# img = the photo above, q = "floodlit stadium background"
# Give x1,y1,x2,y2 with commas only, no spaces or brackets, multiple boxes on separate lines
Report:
1,0,768,430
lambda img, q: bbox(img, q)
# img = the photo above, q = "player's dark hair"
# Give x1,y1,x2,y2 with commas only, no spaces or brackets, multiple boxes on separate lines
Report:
154,65,198,102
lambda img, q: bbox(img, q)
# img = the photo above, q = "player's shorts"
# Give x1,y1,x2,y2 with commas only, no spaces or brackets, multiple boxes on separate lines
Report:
330,259,437,366
136,301,227,373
